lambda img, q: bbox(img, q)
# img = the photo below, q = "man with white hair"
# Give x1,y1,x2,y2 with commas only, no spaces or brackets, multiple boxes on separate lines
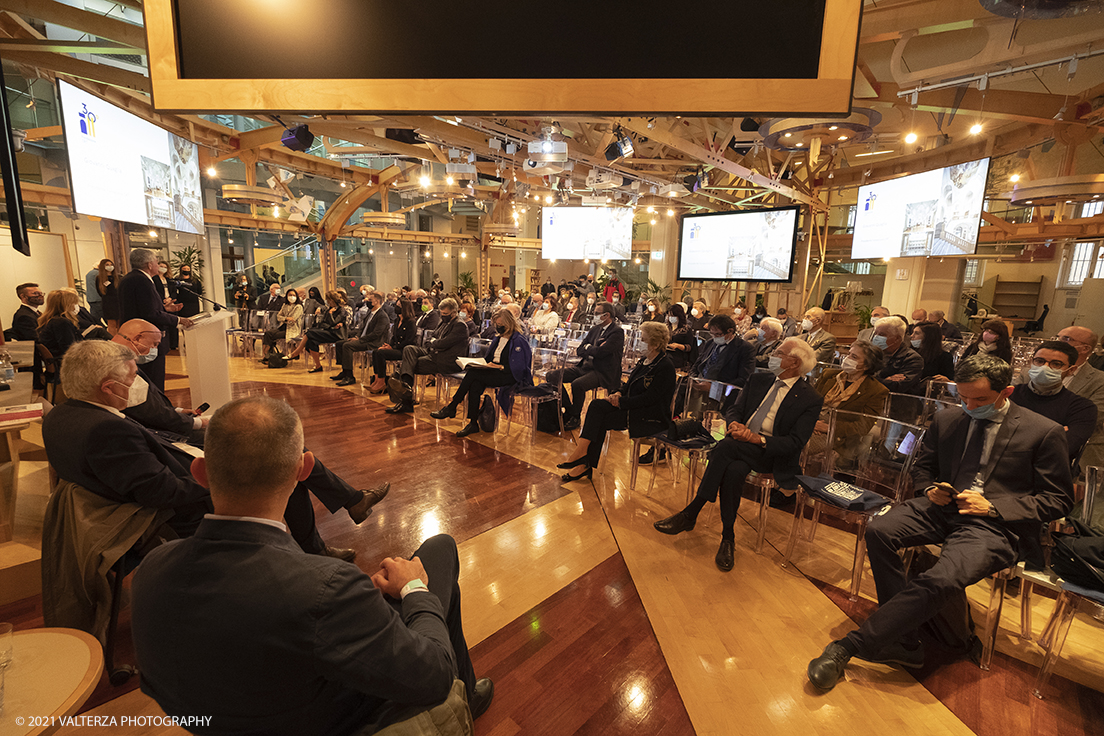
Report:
653,337,824,572
753,317,784,369
873,316,924,394
800,307,837,363
117,248,193,392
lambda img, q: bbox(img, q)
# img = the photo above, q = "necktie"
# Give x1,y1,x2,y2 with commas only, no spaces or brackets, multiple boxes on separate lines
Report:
747,380,785,435
952,418,990,490
703,342,725,376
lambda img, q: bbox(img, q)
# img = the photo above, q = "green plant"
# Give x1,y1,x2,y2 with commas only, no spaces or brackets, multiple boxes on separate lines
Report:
457,271,478,294
642,278,672,306
854,303,873,330
73,276,86,299
170,245,206,278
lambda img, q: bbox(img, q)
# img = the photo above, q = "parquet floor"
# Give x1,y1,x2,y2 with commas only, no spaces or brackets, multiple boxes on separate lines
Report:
6,353,1104,736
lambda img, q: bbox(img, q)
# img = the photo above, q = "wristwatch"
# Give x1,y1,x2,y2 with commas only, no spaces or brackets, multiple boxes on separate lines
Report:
987,503,1000,519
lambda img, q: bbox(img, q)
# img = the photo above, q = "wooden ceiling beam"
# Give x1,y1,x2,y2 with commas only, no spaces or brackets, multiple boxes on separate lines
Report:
5,52,151,93
0,0,146,49
0,38,144,54
872,82,1078,127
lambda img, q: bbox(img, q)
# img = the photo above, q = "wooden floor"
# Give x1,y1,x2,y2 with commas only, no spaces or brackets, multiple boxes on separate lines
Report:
6,353,1104,736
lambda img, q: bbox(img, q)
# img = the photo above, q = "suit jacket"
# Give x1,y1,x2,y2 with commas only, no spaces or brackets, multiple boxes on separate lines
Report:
10,304,39,341
132,520,458,736
723,372,824,487
417,309,442,332
119,270,179,330
426,317,468,362
691,337,754,387
754,338,781,369
355,307,390,348
37,317,82,359
878,344,925,395
913,403,1073,548
801,329,837,363
124,366,195,437
1068,361,1104,472
43,399,207,512
618,354,677,438
573,303,596,325
257,293,286,313
576,321,626,390
939,320,963,340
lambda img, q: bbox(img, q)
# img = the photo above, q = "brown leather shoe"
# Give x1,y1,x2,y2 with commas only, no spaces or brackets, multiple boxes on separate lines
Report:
321,546,357,562
347,483,390,524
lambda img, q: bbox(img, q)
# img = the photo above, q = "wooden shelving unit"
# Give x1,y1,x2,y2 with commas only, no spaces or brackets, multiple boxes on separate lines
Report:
991,275,1043,320
825,311,860,346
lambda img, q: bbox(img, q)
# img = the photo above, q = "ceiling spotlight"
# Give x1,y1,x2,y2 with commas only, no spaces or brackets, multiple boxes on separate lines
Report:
837,135,848,141
970,123,983,135
783,132,792,138
460,251,467,258
828,125,838,131
420,175,430,187
389,250,394,255
148,229,158,238
207,167,217,177
446,176,454,185
904,132,918,144
545,195,553,204
666,209,674,217
646,206,655,213
635,257,642,264
1010,174,1020,183
368,248,374,254
650,219,657,225
425,250,431,257
604,126,635,161
340,181,346,188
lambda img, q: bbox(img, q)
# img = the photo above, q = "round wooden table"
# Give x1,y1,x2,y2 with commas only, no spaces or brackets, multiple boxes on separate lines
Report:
0,628,104,736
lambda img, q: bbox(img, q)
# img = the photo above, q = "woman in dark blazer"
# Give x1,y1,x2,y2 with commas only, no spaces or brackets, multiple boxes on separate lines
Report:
558,321,677,481
37,289,84,361
665,302,699,371
430,308,534,438
287,290,347,373
96,259,121,331
812,339,889,465
911,321,955,383
367,298,418,393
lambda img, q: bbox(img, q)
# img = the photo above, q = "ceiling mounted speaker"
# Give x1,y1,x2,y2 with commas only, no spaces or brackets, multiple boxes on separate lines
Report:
281,125,315,152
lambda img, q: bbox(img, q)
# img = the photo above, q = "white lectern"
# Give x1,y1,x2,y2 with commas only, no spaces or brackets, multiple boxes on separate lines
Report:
180,311,234,412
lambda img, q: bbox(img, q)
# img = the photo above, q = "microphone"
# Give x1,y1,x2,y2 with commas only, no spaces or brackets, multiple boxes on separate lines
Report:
175,283,227,311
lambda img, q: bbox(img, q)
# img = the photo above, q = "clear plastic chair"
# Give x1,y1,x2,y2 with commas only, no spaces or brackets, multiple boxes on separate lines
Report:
925,378,958,402
509,347,570,441
438,337,493,407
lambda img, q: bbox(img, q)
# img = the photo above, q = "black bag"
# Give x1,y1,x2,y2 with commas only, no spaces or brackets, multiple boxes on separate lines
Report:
266,351,289,369
536,401,563,434
477,395,497,433
668,418,710,442
1051,519,1104,593
796,474,890,512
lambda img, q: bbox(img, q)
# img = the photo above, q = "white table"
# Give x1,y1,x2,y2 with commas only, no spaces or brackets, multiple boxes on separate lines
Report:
0,628,104,736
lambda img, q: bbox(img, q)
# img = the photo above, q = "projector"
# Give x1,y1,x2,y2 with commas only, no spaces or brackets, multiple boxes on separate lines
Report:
586,170,623,190
580,195,609,206
659,183,690,198
523,159,565,176
281,125,315,152
446,162,477,176
527,139,568,162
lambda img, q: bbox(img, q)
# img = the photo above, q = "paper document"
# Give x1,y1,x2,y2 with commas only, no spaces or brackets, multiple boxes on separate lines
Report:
172,442,206,459
0,403,43,427
456,358,493,369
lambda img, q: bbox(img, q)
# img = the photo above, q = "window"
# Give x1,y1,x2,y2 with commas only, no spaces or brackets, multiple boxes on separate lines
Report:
1066,242,1096,286
1081,200,1104,218
846,205,856,230
963,258,980,285
1093,244,1104,279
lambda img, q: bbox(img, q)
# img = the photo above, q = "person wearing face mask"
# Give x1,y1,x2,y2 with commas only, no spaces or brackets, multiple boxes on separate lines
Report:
664,303,698,371
259,288,305,363
752,317,784,369
799,307,837,364
415,296,442,331
575,293,597,325
1044,326,1104,482
911,322,955,384
85,262,106,323
9,281,46,341
872,316,924,395
37,289,86,363
807,354,1074,691
775,307,799,338
562,296,580,325
387,298,469,414
687,314,754,388
233,273,257,326
174,264,204,318
1009,341,1097,470
810,340,889,469
654,338,823,571
545,302,626,431
686,301,711,332
641,298,664,324
751,304,768,326
961,319,1013,364
257,281,286,315
530,294,560,333
330,291,388,387
732,302,752,335
522,292,543,320
857,306,890,343
602,269,626,303
540,276,556,298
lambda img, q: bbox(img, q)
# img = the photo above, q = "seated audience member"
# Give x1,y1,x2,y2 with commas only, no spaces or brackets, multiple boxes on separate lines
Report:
562,296,580,325
689,314,755,387
530,294,560,332
961,318,1013,364
261,288,304,361
9,281,44,341
753,317,784,369
288,290,349,373
929,309,962,340
642,298,664,323
732,302,752,335
665,303,699,371
911,321,955,383
37,289,84,360
131,396,492,736
44,341,387,560
302,286,325,319
654,338,823,571
558,322,676,482
574,293,597,325
367,298,418,394
909,307,928,330
457,302,480,338
1056,326,1104,475
382,292,398,323
751,304,768,326
521,292,542,320
331,291,389,387
857,306,890,343
688,301,711,332
430,308,533,437
807,355,1073,690
1010,340,1097,469
386,298,468,415
872,316,924,394
776,307,799,338
811,340,889,466
800,307,837,363
545,302,625,431
257,282,285,318
416,296,442,331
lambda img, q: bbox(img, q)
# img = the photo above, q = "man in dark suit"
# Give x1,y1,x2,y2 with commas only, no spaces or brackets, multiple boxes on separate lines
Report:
574,293,598,325
415,296,442,332
873,316,924,395
332,292,390,387
256,282,285,313
117,249,193,391
545,302,625,431
131,396,493,736
9,282,44,340
387,298,468,414
45,341,388,560
655,338,824,571
689,314,755,387
806,354,1074,690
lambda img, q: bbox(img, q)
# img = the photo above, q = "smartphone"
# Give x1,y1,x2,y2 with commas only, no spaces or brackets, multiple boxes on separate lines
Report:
195,402,210,415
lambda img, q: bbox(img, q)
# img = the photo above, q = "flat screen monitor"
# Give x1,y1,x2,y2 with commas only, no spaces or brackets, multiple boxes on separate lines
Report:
58,80,205,235
851,158,990,260
677,206,799,282
541,207,633,260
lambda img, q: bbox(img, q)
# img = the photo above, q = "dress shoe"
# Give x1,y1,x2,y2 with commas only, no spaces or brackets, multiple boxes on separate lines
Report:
638,447,656,465
469,678,494,719
455,421,480,438
715,538,735,572
320,546,357,562
366,378,387,394
347,483,390,524
556,456,587,470
335,377,356,387
561,466,593,482
768,488,796,510
653,510,696,535
430,404,458,419
330,372,348,381
808,642,852,691
307,366,324,374
854,640,924,669
562,416,581,431
385,402,413,414
388,376,413,400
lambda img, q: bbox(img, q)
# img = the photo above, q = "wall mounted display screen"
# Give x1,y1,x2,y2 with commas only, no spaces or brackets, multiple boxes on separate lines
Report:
58,80,204,234
678,206,799,282
541,207,633,261
851,158,990,260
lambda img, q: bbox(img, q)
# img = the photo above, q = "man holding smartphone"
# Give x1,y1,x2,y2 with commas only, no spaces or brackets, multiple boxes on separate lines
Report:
807,354,1074,690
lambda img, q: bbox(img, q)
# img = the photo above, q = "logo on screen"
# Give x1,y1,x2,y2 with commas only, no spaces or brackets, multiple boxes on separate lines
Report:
864,193,876,211
78,103,97,138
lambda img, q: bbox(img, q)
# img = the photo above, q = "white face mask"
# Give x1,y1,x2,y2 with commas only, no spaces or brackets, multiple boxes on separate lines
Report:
691,308,700,317
111,375,148,408
841,356,861,374
611,296,619,303
105,264,115,273
288,296,297,303
541,303,550,311
135,344,158,364
735,308,744,316
648,305,656,312
71,305,80,316
158,266,167,274
801,318,814,332
870,315,884,326
588,299,595,305
768,355,784,374
668,315,679,325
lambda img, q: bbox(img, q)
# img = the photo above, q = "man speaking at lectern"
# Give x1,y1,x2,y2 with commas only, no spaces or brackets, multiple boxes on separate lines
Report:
119,248,193,392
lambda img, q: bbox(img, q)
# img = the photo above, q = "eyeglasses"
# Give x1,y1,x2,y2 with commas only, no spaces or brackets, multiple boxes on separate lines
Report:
1031,357,1069,370
1056,335,1088,347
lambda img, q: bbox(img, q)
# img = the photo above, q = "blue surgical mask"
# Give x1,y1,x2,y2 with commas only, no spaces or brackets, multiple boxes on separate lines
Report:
713,335,729,346
768,356,784,374
871,335,889,350
135,346,158,364
1028,365,1064,389
910,338,922,349
757,329,765,342
961,399,1000,421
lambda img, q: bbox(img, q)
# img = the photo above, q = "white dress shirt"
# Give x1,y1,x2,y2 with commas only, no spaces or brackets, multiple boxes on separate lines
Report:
758,375,802,437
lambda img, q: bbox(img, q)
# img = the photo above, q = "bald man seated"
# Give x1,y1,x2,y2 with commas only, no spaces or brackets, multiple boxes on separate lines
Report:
929,310,962,340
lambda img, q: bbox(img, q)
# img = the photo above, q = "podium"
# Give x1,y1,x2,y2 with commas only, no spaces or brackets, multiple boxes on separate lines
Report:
180,311,234,412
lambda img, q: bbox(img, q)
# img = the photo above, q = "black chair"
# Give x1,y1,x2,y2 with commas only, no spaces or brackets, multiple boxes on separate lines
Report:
1024,304,1049,335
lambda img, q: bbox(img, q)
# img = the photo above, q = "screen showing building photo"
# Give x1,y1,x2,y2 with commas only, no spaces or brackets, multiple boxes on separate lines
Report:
59,80,204,234
678,206,799,282
541,207,633,260
852,157,990,260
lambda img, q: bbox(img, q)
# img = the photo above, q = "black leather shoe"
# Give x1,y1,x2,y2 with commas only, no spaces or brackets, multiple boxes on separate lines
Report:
347,483,390,524
855,640,924,669
562,416,581,431
556,457,587,470
430,404,458,419
469,678,494,719
335,377,356,387
307,366,324,374
385,402,413,414
768,488,796,510
455,421,479,438
715,539,735,572
653,510,696,535
388,376,413,400
320,546,357,562
808,642,851,691
638,448,656,465
330,372,347,381
561,466,593,482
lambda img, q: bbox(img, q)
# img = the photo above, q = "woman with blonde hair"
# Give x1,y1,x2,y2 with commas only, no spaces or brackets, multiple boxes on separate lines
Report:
37,289,83,359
